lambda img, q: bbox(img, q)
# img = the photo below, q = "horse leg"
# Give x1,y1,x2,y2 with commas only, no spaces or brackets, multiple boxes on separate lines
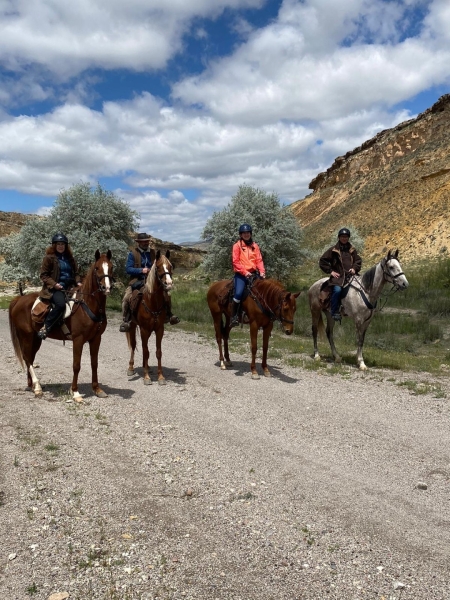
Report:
212,312,227,370
223,316,233,367
23,335,43,396
141,329,152,385
27,364,43,397
325,313,342,363
261,323,273,377
89,335,108,398
71,337,84,401
311,306,321,361
127,327,137,376
250,321,260,380
155,326,166,385
355,318,371,370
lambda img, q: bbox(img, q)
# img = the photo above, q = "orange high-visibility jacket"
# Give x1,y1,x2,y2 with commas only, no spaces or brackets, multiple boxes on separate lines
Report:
232,239,265,277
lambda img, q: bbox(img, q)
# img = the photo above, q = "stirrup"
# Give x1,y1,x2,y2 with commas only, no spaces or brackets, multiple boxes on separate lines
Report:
331,313,341,322
119,321,131,332
37,327,47,340
169,315,180,325
230,316,239,328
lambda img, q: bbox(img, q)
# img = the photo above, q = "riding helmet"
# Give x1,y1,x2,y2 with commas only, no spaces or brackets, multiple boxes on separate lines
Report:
52,233,69,244
338,228,351,238
239,223,252,234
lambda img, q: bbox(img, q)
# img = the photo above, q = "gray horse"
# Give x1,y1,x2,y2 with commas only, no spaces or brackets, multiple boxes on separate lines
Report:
308,249,409,370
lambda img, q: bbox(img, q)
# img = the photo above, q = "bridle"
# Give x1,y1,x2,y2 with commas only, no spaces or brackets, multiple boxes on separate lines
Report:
248,280,295,327
381,258,405,288
155,258,173,292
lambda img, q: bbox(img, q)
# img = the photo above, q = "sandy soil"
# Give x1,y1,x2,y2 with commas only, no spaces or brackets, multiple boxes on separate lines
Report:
1,308,450,600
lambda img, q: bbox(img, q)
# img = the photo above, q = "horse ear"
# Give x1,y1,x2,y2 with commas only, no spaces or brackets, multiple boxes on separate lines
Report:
394,248,399,259
155,250,161,260
95,249,100,260
165,250,171,259
107,249,112,260
294,291,301,298
386,249,392,260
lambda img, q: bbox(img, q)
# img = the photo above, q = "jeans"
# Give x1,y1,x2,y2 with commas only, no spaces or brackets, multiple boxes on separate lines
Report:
330,285,342,315
233,273,247,302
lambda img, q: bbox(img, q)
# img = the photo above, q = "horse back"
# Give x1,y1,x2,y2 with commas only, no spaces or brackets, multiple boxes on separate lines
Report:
207,280,233,312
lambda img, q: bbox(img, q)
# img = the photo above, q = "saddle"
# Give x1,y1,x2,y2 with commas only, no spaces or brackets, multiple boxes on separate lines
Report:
31,297,74,325
318,280,351,312
129,288,144,313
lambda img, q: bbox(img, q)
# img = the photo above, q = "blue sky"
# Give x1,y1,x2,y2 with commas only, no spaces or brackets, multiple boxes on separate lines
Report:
1,0,449,242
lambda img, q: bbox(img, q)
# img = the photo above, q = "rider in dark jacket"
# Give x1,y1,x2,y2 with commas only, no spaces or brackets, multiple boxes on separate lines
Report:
319,228,362,321
119,233,179,332
38,233,81,339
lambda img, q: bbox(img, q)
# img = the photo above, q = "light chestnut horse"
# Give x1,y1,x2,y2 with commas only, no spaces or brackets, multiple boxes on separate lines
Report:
308,249,409,370
207,278,300,380
9,250,113,399
126,250,173,385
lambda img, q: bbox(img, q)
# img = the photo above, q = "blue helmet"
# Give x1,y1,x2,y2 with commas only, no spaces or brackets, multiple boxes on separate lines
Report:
52,233,69,244
239,223,252,234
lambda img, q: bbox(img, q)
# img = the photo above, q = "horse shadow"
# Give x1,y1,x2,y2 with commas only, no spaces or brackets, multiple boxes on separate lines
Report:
219,359,299,384
41,382,136,401
125,366,188,386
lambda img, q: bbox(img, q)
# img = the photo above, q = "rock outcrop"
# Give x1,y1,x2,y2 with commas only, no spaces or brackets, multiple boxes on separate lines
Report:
291,94,450,262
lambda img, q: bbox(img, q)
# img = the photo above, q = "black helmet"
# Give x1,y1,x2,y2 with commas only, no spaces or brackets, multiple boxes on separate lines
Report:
52,233,69,244
338,228,351,238
239,223,252,234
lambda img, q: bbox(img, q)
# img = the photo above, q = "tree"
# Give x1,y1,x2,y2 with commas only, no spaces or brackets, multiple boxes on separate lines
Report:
201,184,303,281
0,182,139,283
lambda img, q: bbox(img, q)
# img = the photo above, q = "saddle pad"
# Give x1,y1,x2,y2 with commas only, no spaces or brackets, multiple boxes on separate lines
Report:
32,297,74,320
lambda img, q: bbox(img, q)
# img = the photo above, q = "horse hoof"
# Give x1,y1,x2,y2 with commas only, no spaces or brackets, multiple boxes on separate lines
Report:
220,364,227,370
96,390,108,398
127,369,135,376
251,373,260,380
359,363,368,371
263,371,271,378
335,357,342,364
158,379,167,386
225,361,233,367
313,355,321,362
144,378,152,385
34,390,43,398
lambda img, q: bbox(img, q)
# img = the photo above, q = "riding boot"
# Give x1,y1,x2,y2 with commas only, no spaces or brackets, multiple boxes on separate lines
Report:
38,306,64,340
230,300,240,328
119,304,132,332
164,295,180,325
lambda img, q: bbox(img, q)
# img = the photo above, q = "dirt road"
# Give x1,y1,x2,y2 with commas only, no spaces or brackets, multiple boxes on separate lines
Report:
1,309,450,599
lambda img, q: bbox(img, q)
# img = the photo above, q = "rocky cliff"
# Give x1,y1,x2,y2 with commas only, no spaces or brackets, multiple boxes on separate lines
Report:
291,94,450,262
0,211,34,237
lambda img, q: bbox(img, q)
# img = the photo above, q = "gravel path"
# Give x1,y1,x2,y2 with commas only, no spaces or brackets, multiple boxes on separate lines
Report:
1,308,450,600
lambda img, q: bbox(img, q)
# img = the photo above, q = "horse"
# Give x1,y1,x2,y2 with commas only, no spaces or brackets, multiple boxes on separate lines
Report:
207,277,301,380
9,250,113,399
125,250,173,385
308,249,409,370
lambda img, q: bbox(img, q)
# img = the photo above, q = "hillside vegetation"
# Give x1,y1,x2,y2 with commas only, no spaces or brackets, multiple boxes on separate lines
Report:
291,94,450,263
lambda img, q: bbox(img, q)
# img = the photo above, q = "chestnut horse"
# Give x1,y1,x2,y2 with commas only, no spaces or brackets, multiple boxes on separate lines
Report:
207,278,300,379
9,250,113,399
125,250,173,385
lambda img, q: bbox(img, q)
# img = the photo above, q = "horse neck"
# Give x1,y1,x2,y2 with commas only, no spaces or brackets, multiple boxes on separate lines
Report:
254,280,283,308
144,263,164,303
366,262,387,302
81,267,106,312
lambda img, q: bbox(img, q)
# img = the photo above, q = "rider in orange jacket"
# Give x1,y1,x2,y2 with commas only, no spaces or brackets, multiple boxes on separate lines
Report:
230,223,265,327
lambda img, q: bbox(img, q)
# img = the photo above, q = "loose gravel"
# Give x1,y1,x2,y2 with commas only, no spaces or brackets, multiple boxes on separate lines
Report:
1,309,450,600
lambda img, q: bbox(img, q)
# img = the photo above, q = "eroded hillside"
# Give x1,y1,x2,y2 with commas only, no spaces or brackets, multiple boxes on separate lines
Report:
291,94,450,262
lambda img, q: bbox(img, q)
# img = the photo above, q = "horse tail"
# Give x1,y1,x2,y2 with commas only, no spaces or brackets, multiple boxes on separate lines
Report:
9,298,25,368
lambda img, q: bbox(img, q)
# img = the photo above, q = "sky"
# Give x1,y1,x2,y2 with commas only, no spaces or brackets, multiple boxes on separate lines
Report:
0,0,449,243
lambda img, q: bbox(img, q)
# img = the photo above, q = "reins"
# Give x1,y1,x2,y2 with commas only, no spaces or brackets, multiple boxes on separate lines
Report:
348,258,405,313
248,278,294,326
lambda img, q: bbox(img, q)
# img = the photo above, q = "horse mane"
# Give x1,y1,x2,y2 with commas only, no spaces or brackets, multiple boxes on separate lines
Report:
81,260,97,296
361,265,377,290
145,261,157,293
253,278,286,304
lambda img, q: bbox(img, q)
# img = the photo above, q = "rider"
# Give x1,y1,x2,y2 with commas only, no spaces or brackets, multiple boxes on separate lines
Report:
319,227,362,321
230,223,266,328
119,232,180,332
38,233,82,340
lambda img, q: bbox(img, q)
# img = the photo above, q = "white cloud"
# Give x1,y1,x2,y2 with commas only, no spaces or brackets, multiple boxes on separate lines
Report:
1,0,449,242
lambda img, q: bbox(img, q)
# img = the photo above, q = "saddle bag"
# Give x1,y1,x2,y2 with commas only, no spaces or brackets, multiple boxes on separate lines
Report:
31,298,51,324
